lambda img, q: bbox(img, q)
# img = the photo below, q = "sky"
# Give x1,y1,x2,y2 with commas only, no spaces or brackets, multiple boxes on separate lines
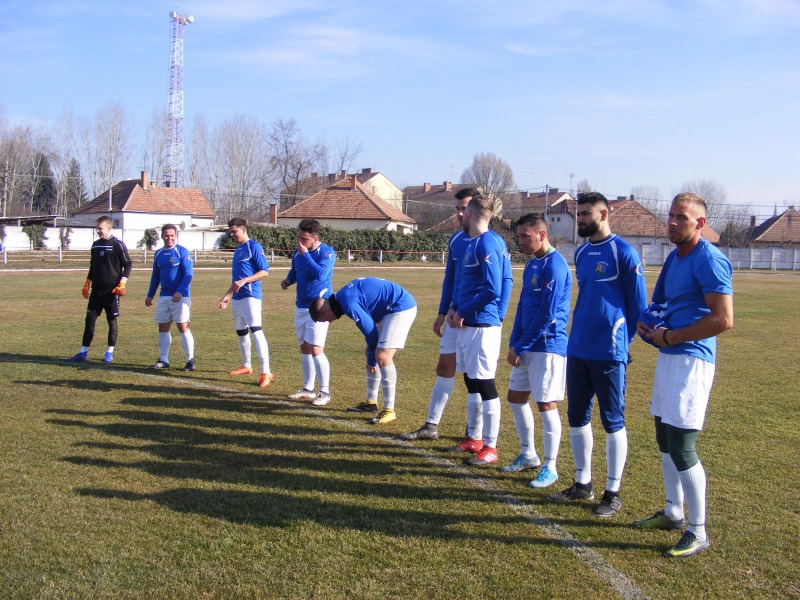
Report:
1,0,799,218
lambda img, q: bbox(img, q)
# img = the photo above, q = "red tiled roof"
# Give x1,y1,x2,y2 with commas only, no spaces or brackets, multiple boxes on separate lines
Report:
279,177,415,225
607,199,720,243
746,207,800,244
75,179,215,218
403,182,478,202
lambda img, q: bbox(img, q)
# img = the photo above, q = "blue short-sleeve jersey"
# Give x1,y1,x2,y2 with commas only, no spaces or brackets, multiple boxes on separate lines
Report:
147,244,193,298
509,248,572,357
453,230,513,326
232,239,270,300
336,277,416,366
285,242,336,308
657,238,733,363
438,230,471,315
567,234,647,361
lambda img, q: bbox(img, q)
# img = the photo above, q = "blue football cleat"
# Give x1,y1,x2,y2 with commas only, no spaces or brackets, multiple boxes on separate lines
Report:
102,351,114,363
65,351,89,363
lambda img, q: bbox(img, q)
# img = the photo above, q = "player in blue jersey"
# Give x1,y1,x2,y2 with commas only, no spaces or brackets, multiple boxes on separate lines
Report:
502,214,572,489
548,192,647,517
145,224,195,371
281,219,336,406
65,216,132,364
218,218,274,388
400,188,477,441
633,193,733,557
447,194,513,466
310,277,417,425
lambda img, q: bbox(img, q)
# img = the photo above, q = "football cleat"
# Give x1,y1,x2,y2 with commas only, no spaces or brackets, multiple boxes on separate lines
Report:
229,365,254,376
347,402,379,413
102,351,114,364
665,531,710,558
311,392,331,406
150,360,170,369
258,373,275,388
369,409,396,425
466,446,498,466
65,351,88,363
288,388,316,400
183,358,196,372
632,511,686,530
593,491,622,518
399,423,439,441
499,453,541,472
547,481,595,503
529,466,559,489
446,437,484,454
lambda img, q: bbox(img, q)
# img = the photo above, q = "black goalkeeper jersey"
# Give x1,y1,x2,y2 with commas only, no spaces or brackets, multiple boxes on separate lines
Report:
87,236,132,291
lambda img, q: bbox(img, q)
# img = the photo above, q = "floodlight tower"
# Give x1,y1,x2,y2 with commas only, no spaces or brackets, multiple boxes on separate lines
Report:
164,10,194,188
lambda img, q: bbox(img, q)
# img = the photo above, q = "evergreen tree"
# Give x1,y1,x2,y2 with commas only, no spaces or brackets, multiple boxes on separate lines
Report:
31,153,57,214
63,157,88,215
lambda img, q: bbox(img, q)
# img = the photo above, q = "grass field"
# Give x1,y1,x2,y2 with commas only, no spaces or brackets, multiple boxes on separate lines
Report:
0,265,798,599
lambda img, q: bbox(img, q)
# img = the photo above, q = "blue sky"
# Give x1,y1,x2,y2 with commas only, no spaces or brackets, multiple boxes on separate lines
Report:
2,0,798,217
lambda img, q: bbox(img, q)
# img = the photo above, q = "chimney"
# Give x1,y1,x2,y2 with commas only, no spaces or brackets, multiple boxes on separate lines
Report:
328,173,336,183
350,174,358,190
269,202,278,225
750,215,756,227
340,169,347,178
141,171,148,189
361,168,372,175
311,172,318,179
444,181,452,192
423,182,431,193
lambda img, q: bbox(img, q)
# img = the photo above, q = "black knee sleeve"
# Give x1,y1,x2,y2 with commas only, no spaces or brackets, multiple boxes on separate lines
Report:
463,374,480,394
249,326,263,334
654,417,670,454
236,329,249,337
667,425,700,471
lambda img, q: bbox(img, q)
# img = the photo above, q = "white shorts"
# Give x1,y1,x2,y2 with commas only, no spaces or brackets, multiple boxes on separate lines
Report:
508,352,567,403
456,326,502,379
650,353,716,431
231,297,262,330
376,306,417,350
439,323,458,355
155,296,191,324
294,307,329,347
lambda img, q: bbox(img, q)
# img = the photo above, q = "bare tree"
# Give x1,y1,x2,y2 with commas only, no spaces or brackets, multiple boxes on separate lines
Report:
79,101,135,198
630,184,664,219
186,112,210,191
459,152,515,216
142,105,169,187
576,178,593,193
674,179,751,244
267,118,331,208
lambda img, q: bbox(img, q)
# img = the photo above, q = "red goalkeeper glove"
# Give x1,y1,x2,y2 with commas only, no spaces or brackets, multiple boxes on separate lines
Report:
111,279,127,297
82,279,91,299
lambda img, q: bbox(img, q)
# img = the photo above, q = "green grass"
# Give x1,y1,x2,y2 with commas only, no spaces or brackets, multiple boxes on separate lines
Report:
0,266,798,598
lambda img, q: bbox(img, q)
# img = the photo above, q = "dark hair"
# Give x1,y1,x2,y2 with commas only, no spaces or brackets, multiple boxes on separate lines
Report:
298,218,320,235
161,223,178,235
228,217,247,229
96,215,112,226
576,192,609,208
455,187,481,200
309,297,327,322
515,213,547,231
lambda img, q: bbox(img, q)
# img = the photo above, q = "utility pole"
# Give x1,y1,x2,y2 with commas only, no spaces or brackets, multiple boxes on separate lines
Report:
164,11,194,188
1,161,8,218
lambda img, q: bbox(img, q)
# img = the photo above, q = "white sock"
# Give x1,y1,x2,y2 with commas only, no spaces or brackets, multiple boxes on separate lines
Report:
313,353,330,393
661,453,685,521
466,393,483,440
679,462,707,541
570,424,593,485
509,402,536,458
482,397,501,448
540,407,562,471
606,427,628,493
159,332,171,362
105,346,114,354
80,346,90,353
379,364,397,410
427,376,454,425
366,369,381,403
301,353,315,390
238,333,251,368
252,330,270,373
179,330,194,360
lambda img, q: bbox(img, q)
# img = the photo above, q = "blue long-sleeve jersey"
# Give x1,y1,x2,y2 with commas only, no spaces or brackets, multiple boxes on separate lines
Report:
567,234,647,362
232,239,270,300
285,242,336,308
509,248,572,357
147,244,193,298
453,230,513,326
438,230,471,315
335,277,416,366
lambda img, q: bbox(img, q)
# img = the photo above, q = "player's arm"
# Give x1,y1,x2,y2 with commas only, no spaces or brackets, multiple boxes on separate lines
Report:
622,250,647,342
350,307,379,367
654,292,733,347
176,248,193,296
233,269,268,292
282,253,298,290
146,254,160,306
111,239,132,296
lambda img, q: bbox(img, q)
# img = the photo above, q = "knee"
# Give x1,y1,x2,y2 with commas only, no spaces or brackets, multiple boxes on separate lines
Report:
236,328,249,337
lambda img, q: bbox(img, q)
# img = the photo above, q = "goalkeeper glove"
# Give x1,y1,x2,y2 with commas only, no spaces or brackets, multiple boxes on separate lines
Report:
82,279,91,299
111,279,127,297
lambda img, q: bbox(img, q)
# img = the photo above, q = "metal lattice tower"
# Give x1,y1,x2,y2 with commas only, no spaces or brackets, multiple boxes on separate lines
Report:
164,10,193,188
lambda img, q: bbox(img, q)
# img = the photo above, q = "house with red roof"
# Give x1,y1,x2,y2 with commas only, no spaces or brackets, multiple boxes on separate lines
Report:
283,168,404,213
278,175,416,234
72,171,216,230
745,206,800,248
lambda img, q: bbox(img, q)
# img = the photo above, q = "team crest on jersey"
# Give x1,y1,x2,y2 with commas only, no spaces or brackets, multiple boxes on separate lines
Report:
530,274,538,287
595,261,608,274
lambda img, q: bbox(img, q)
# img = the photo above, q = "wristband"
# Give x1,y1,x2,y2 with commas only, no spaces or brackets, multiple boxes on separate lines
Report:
663,329,672,346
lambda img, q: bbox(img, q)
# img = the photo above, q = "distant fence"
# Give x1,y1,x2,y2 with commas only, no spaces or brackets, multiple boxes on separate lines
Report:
1,244,799,271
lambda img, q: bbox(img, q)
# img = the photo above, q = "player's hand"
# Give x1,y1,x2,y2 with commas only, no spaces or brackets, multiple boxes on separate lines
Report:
507,349,521,367
219,296,230,310
82,279,91,299
281,279,290,290
172,292,182,303
447,310,464,329
297,241,308,254
145,297,153,308
232,279,246,293
366,363,378,373
648,327,669,348
636,320,651,338
111,279,127,297
432,314,447,337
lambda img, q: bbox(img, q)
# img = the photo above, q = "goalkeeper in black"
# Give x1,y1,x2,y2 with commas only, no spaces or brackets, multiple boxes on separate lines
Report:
65,215,132,364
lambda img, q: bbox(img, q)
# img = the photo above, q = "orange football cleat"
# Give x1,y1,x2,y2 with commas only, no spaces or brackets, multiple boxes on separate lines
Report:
229,365,254,376
258,373,275,388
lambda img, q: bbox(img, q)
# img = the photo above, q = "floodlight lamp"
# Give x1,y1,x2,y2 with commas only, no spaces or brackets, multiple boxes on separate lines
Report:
170,10,177,19
187,16,194,23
